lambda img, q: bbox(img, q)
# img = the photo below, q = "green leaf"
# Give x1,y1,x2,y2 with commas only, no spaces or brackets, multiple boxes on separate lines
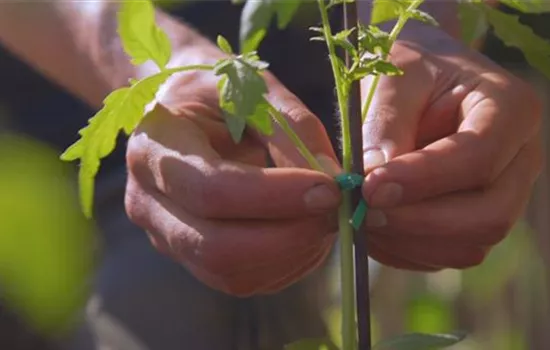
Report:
246,99,273,135
285,338,340,350
482,4,550,79
372,332,467,350
408,8,438,27
239,0,302,53
370,0,407,25
333,28,358,57
274,0,302,29
117,0,172,69
214,55,272,142
60,72,170,217
217,35,234,55
358,24,392,55
500,0,550,13
458,2,488,46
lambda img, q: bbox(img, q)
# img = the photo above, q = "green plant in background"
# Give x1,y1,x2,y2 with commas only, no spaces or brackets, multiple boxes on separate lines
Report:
59,0,550,349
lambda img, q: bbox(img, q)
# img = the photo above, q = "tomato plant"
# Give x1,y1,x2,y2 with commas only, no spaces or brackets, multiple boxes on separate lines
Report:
60,1,550,349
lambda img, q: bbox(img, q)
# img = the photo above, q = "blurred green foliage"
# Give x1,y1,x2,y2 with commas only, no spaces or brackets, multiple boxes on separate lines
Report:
0,133,96,338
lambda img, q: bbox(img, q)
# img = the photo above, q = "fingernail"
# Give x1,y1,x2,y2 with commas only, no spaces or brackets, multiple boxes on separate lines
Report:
370,182,402,207
316,154,343,176
363,149,386,173
366,209,387,228
304,184,340,212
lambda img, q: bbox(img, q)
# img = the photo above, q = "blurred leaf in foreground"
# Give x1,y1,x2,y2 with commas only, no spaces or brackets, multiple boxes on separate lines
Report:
0,133,95,337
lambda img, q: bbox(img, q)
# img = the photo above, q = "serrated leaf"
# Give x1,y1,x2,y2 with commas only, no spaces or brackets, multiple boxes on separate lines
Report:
117,0,172,69
217,35,234,54
215,55,271,142
60,72,170,217
458,2,488,46
333,28,358,57
482,4,550,79
372,332,466,350
239,0,302,53
500,0,550,13
372,60,403,75
371,0,407,25
285,338,340,350
358,24,392,55
246,99,273,136
408,9,439,27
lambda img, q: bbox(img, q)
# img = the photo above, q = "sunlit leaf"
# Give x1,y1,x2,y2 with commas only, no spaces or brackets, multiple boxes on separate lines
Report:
117,0,172,69
214,54,272,142
217,35,234,55
370,0,407,25
60,72,170,217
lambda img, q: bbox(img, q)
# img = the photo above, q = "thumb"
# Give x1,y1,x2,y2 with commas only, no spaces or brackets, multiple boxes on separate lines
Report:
360,61,433,173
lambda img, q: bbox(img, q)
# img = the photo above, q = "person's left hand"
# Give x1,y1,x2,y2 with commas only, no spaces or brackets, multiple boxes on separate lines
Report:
360,24,543,271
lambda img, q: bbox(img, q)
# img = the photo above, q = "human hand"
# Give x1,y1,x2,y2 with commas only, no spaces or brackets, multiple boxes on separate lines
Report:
361,23,543,271
124,58,343,297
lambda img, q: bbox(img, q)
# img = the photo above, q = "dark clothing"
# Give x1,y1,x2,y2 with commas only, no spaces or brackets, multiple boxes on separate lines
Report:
0,3,340,349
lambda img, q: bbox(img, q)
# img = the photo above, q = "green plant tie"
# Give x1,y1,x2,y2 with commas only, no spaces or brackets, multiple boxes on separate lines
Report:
335,173,368,230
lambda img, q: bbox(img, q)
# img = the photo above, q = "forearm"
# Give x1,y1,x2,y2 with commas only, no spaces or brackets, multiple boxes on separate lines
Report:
0,2,218,108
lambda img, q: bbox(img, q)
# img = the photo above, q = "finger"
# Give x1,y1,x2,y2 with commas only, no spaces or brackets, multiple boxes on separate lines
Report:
367,239,442,272
158,68,341,173
259,235,334,294
361,51,434,172
220,236,333,296
366,135,542,247
125,176,337,282
363,77,541,208
259,73,342,172
370,235,488,270
128,106,342,219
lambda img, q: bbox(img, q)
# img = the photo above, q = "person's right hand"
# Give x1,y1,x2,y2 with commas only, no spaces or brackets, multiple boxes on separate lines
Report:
124,62,343,297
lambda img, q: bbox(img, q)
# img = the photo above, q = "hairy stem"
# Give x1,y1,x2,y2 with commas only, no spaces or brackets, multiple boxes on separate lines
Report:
318,1,357,349
267,104,324,172
361,0,424,122
162,64,214,75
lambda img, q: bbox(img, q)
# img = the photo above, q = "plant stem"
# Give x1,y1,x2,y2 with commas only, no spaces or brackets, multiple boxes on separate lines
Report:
162,64,215,75
361,0,425,122
318,1,357,349
267,104,324,172
343,3,372,350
